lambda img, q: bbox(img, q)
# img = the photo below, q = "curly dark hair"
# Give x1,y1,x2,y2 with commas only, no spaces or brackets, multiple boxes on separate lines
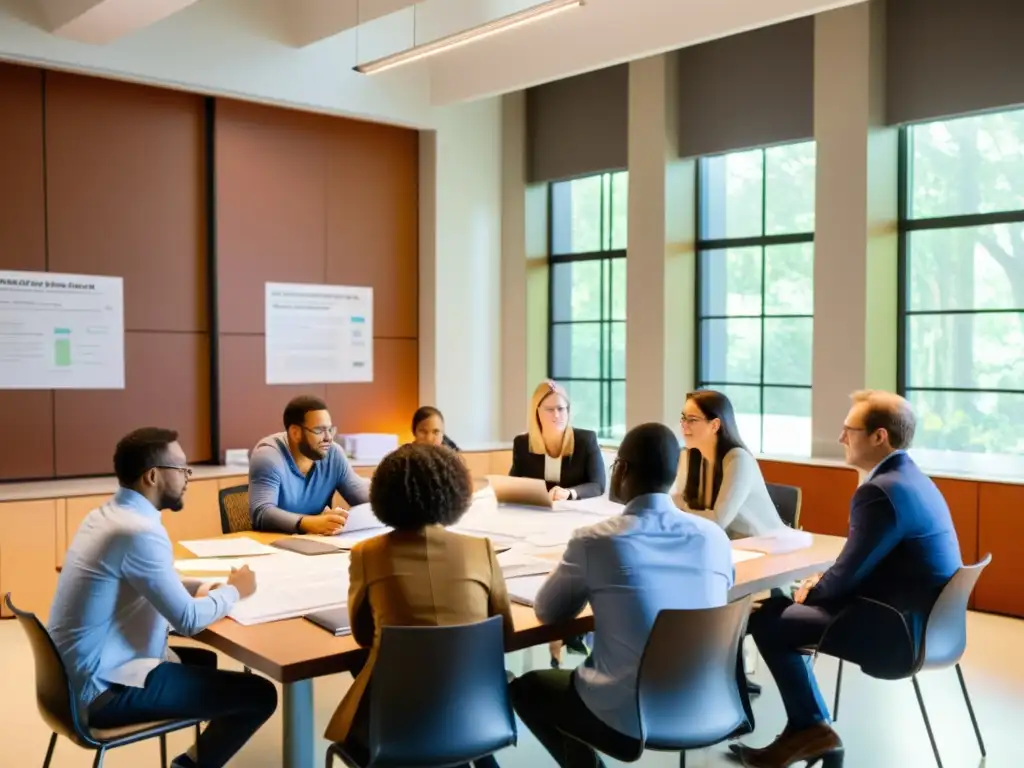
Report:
369,443,473,530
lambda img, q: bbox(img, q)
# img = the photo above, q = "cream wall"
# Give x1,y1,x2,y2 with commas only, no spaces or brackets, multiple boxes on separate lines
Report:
419,97,505,445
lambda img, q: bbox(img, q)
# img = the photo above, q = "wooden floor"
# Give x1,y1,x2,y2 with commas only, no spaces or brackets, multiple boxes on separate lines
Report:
1,610,1019,767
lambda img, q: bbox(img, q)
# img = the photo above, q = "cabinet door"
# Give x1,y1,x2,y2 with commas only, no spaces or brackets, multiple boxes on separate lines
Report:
462,452,492,478
488,451,513,475
0,499,60,619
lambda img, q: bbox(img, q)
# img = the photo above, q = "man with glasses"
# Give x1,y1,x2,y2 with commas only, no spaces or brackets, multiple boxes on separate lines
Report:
249,394,370,533
47,428,276,768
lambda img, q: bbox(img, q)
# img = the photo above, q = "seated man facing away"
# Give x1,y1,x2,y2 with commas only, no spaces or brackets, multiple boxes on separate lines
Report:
735,391,962,768
48,428,276,768
249,394,370,534
509,422,734,768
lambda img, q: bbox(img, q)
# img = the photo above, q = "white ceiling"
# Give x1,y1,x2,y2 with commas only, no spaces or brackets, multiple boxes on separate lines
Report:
2,0,864,125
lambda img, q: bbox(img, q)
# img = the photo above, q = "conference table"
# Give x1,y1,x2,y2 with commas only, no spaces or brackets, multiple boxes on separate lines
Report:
178,511,846,768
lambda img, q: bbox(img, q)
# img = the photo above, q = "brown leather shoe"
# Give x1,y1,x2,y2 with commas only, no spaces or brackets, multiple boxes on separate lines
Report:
739,724,844,767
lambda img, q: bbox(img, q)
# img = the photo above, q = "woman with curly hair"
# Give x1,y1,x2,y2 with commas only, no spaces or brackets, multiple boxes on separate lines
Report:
324,443,514,766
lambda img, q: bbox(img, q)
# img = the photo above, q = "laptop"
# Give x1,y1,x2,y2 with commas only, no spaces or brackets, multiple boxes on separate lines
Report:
485,475,553,508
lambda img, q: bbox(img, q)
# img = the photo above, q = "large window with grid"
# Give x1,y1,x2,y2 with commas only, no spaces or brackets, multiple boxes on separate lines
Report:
696,142,816,455
548,171,627,440
900,108,1024,473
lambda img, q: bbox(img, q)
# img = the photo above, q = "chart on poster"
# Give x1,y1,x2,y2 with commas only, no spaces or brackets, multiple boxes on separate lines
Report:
265,282,373,384
0,270,125,389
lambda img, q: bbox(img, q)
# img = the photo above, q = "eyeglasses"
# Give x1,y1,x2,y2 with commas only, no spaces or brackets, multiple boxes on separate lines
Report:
680,415,707,425
302,425,338,438
841,425,867,434
540,406,568,415
154,465,193,479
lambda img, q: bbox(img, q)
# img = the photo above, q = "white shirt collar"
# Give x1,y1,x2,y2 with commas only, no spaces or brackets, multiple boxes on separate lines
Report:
866,449,905,482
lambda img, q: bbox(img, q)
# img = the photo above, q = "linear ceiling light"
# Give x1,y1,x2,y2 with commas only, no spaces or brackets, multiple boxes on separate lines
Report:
354,0,585,75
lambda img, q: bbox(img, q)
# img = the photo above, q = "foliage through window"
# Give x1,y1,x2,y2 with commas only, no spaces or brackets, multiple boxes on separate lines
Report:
548,172,627,440
696,142,816,455
901,108,1024,473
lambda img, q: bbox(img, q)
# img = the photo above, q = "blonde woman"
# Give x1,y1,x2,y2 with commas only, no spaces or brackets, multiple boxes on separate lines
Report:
511,380,605,668
509,380,606,501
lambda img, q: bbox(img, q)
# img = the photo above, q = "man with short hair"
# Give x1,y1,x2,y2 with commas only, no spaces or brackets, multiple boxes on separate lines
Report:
509,422,734,767
733,391,962,768
48,428,277,768
249,395,370,533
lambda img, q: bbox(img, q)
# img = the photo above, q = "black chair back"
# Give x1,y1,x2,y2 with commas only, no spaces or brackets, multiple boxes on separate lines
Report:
367,615,516,767
218,484,252,534
919,555,992,672
635,597,752,755
766,483,802,529
4,593,98,749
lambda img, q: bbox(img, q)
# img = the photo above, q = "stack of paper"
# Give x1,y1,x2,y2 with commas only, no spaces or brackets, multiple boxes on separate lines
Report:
496,550,554,579
733,529,814,555
179,538,279,558
227,551,350,626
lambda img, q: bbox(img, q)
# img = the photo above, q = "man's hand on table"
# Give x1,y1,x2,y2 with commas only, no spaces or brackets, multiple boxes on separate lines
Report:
549,487,571,502
299,506,349,535
793,573,821,604
227,564,257,599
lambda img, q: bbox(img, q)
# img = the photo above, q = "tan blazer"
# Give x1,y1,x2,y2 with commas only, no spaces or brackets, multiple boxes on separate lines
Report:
324,525,514,743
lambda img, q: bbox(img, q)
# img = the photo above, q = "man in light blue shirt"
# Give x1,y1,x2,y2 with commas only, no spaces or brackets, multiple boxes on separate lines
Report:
249,395,370,533
48,428,277,768
509,422,734,767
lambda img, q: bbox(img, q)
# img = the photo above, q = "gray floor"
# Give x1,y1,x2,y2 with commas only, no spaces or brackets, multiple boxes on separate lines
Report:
1,610,1017,767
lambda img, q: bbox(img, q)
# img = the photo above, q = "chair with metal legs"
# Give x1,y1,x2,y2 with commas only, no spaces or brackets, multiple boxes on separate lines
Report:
818,555,991,768
5,593,203,768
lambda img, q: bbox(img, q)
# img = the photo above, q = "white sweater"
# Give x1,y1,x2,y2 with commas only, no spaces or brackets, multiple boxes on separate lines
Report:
670,447,786,539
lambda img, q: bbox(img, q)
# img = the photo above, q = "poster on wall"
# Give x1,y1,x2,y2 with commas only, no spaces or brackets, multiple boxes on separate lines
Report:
265,282,373,385
0,270,125,390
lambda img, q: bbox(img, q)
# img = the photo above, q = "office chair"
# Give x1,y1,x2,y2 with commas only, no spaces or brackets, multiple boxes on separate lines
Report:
818,556,990,768
565,597,754,767
4,593,202,768
325,615,516,767
766,482,803,529
217,484,252,534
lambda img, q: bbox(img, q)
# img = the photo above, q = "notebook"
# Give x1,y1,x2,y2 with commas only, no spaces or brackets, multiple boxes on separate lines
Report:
304,606,352,636
270,538,344,556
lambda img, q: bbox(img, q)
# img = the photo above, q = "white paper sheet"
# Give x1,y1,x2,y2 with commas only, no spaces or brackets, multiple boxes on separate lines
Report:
505,574,549,606
228,551,350,626
342,503,386,533
179,538,279,558
496,550,554,579
732,529,814,555
175,558,253,574
731,549,767,564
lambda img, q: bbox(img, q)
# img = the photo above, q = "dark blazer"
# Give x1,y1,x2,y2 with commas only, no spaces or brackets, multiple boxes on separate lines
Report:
807,451,962,657
509,428,606,500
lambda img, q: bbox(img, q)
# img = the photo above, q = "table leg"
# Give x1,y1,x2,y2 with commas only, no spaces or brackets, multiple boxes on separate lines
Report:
283,679,315,768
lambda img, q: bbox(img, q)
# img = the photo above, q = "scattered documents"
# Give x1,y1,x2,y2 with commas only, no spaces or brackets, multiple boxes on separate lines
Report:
732,549,767,564
342,503,385,533
179,538,279,558
505,574,549,607
497,550,554,579
175,558,250,574
733,529,814,555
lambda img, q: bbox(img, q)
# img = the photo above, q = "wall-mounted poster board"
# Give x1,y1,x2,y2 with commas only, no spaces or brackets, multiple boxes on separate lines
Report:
0,270,125,390
265,282,373,385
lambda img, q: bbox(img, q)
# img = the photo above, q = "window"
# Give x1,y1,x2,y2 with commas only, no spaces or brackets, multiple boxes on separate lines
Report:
900,108,1024,473
696,142,816,455
548,172,627,440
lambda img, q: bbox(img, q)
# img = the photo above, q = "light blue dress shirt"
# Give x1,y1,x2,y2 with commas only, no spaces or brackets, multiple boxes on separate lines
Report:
534,492,735,738
248,432,370,532
47,488,239,709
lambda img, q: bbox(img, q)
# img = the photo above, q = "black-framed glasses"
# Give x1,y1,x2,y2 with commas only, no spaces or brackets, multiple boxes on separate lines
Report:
680,414,707,425
302,425,338,438
154,465,193,479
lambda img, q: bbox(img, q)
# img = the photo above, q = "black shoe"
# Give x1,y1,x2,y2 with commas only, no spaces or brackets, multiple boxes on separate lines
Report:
747,679,762,696
565,635,589,655
550,656,560,669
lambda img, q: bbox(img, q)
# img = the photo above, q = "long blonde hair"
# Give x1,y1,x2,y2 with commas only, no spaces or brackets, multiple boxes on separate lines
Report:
527,380,575,457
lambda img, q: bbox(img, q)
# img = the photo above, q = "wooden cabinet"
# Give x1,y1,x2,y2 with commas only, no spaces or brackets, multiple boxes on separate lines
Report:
0,499,60,619
488,451,512,475
976,482,1024,618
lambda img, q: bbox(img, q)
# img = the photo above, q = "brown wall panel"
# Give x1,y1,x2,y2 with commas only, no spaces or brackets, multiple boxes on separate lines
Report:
326,120,418,339
215,99,328,334
931,478,979,566
976,482,1024,618
758,460,859,536
54,332,211,476
0,392,54,480
44,72,207,333
326,339,418,442
0,63,45,273
218,334,327,453
0,63,51,480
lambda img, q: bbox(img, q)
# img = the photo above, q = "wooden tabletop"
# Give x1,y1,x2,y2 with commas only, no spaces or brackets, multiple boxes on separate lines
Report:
180,532,845,684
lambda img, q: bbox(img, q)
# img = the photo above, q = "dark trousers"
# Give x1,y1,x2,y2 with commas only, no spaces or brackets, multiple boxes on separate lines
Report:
89,647,278,768
509,670,639,768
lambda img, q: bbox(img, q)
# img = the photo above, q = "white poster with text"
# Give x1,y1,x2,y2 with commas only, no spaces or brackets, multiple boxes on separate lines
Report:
265,282,373,384
0,270,125,390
